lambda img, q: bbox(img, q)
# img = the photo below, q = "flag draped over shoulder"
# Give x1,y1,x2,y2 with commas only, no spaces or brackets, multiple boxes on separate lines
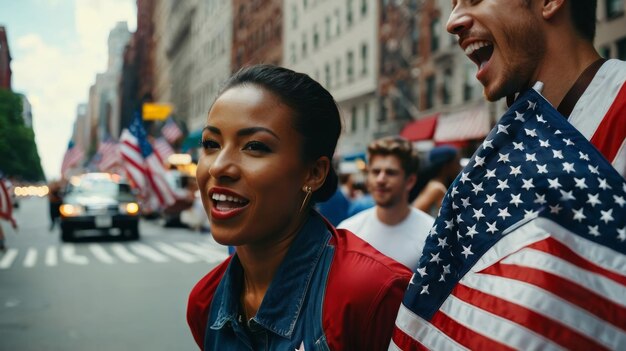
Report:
60,141,84,178
0,179,16,228
161,117,183,144
120,114,176,209
391,88,626,350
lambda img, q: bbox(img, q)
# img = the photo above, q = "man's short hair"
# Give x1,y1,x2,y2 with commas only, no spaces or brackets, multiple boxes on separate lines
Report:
570,0,597,42
367,136,419,176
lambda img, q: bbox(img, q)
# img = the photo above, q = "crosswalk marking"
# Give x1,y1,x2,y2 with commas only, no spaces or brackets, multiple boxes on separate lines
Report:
23,248,37,268
0,241,228,269
175,242,229,262
45,247,58,266
61,244,89,265
153,242,199,263
110,244,139,264
0,248,18,269
89,244,115,264
129,243,170,262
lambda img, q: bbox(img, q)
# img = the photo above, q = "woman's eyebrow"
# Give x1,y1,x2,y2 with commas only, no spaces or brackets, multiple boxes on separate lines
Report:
203,125,220,135
237,127,280,140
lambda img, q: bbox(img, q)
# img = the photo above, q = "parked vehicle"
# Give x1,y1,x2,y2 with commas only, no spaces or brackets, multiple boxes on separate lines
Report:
59,173,140,242
162,169,195,227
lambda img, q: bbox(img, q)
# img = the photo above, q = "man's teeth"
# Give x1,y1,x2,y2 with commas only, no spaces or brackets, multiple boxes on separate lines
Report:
211,193,246,203
465,41,491,56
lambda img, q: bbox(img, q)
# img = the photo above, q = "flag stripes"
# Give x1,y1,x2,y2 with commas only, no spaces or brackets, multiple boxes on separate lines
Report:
392,304,467,351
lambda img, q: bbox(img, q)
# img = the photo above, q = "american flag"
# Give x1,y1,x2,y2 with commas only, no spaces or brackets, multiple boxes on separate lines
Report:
391,88,626,350
60,141,84,178
152,137,175,166
96,139,120,173
120,113,176,208
161,117,183,144
0,178,16,228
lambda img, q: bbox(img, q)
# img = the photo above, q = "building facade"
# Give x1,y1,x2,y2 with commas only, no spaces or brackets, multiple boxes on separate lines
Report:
0,26,11,90
596,0,626,60
232,0,283,69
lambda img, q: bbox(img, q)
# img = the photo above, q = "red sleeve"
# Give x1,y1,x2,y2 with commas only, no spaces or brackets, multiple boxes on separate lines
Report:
186,257,231,350
323,229,411,351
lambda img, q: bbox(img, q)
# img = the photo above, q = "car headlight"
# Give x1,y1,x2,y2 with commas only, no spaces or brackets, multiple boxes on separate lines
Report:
60,204,85,217
119,202,139,215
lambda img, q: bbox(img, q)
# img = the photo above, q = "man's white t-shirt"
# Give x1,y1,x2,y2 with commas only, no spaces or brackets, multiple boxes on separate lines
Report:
338,207,435,271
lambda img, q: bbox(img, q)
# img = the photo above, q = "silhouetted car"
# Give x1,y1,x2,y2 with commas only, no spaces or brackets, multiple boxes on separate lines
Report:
59,173,140,242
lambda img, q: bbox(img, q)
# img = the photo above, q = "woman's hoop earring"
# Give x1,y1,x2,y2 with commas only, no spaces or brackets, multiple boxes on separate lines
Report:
299,185,313,213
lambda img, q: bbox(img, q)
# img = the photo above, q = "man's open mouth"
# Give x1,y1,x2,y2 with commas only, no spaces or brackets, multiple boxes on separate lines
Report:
465,41,494,69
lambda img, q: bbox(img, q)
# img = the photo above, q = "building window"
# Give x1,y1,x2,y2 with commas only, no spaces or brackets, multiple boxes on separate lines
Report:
335,58,342,86
314,24,320,49
618,37,626,60
361,0,367,16
364,102,370,130
325,63,332,88
335,9,341,35
606,0,624,19
361,43,368,75
347,0,354,27
325,16,331,41
302,33,308,57
292,5,298,29
443,68,453,105
351,106,357,132
303,0,308,9
347,50,355,82
290,43,297,64
463,62,474,101
426,75,436,109
431,17,441,52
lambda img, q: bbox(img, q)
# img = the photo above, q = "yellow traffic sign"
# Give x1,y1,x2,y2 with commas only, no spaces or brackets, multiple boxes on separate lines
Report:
142,103,173,121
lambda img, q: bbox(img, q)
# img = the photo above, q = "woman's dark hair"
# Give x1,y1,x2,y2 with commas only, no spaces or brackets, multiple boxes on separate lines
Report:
218,64,341,202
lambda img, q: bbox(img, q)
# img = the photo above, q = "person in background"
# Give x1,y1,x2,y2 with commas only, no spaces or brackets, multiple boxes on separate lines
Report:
338,136,435,271
315,172,351,226
187,65,411,350
47,179,63,231
412,145,462,216
347,180,375,217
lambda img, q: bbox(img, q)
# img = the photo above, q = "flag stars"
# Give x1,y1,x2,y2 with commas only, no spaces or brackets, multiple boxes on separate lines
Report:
486,221,498,234
598,178,612,190
497,124,510,135
461,245,474,259
549,203,563,214
430,252,443,265
614,195,626,207
485,193,498,206
526,153,537,162
525,128,538,137
474,156,486,167
600,209,614,224
539,139,551,148
496,179,510,191
562,162,575,174
420,285,429,295
522,178,535,190
560,190,576,202
417,267,428,278
618,227,626,242
552,149,564,159
450,186,459,198
579,152,590,161
588,225,600,237
461,197,471,208
460,172,471,184
536,114,547,123
437,237,449,249
534,193,547,205
472,182,485,195
510,193,524,207
445,219,455,230
563,138,574,146
586,193,602,207
515,111,526,122
428,226,438,237
573,208,586,222
537,164,548,174
466,224,478,239
485,169,497,179
527,101,537,110
510,165,522,177
548,178,562,190
524,209,539,219
482,139,494,149
472,208,485,221
574,178,588,189
588,165,599,175
497,207,512,220
513,142,525,151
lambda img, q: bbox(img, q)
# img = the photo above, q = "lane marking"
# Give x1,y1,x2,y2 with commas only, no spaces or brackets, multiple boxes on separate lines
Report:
0,249,18,269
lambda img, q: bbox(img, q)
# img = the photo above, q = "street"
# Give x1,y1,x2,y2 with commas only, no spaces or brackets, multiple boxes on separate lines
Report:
0,196,227,351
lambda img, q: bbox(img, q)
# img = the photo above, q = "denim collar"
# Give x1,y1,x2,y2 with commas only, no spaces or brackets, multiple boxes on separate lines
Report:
209,211,331,339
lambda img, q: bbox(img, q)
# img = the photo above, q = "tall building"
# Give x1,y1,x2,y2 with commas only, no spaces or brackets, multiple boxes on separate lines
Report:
19,94,32,128
232,0,283,69
0,26,11,90
596,0,626,60
284,0,378,158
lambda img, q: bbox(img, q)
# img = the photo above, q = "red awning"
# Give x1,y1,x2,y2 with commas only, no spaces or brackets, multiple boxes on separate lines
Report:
400,114,439,141
434,105,490,142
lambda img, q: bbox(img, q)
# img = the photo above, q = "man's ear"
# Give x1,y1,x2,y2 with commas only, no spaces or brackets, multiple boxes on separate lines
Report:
405,173,417,193
305,156,331,192
542,0,566,20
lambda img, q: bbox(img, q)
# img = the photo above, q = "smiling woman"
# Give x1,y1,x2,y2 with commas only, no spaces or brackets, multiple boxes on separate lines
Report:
187,65,412,350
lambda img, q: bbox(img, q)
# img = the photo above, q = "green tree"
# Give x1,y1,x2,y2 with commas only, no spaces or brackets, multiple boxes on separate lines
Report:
0,89,45,181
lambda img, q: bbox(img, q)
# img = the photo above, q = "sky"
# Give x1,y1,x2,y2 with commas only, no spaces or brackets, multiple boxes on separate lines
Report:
0,0,136,180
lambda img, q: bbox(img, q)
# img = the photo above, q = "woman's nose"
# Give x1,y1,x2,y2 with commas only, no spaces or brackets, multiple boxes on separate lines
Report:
208,149,240,181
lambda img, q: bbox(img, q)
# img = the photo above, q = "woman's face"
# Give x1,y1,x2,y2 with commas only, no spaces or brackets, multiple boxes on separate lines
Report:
197,84,309,247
